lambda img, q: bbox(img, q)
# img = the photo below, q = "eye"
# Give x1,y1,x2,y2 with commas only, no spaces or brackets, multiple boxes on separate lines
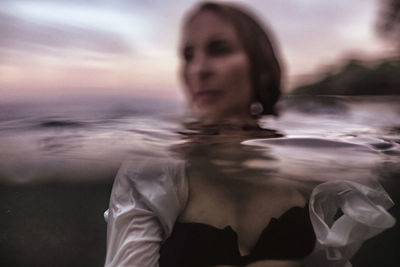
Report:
207,39,232,56
183,46,193,62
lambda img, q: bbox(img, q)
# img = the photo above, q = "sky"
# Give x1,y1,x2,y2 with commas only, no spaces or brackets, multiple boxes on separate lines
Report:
0,0,395,102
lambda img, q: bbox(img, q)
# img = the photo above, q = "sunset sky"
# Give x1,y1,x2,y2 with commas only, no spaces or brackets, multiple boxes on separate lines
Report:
0,0,395,102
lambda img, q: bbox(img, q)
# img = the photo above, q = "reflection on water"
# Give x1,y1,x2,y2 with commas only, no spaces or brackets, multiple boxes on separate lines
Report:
243,137,385,182
1,95,398,184
0,95,399,266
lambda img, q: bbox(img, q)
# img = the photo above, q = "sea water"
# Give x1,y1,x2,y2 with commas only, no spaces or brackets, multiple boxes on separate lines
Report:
0,95,399,267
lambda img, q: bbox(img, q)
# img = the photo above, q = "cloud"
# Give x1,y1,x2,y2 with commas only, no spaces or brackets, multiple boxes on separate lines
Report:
0,0,390,96
0,11,133,57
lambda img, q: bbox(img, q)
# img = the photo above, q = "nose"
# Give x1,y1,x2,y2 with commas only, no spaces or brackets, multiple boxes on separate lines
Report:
187,52,212,81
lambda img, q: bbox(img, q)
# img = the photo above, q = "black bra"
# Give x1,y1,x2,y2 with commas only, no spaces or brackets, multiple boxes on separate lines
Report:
159,206,316,267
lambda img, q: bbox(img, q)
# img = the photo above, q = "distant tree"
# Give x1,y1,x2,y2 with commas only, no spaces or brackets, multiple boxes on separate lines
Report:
291,59,400,95
377,0,400,51
289,1,400,96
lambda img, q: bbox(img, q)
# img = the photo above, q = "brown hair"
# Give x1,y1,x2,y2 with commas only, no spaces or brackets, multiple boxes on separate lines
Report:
182,1,282,115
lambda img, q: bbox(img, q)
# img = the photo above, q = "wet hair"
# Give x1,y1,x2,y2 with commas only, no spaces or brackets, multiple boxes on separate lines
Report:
183,1,282,115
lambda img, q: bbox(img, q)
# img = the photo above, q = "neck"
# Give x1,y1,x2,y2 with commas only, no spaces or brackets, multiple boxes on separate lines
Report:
185,114,259,131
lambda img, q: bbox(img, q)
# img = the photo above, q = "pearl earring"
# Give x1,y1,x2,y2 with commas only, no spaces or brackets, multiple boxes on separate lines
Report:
250,102,263,116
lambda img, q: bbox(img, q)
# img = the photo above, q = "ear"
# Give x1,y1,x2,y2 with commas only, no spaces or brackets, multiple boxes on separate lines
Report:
256,71,273,115
260,72,270,87
252,71,269,102
257,71,270,101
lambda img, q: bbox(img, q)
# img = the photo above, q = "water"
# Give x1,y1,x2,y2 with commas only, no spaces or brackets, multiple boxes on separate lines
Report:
0,95,399,266
0,97,184,184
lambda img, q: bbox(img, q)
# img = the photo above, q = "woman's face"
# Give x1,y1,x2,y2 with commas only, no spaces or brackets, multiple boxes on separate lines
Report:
181,10,253,120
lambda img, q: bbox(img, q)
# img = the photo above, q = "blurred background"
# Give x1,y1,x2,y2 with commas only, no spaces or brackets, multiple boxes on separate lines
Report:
1,0,398,104
1,0,399,266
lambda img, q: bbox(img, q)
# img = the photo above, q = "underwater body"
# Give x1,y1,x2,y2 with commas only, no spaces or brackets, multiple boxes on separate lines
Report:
0,95,399,267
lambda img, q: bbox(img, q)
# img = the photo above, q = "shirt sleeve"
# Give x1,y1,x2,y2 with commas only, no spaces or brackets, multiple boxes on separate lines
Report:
306,180,395,267
104,158,187,267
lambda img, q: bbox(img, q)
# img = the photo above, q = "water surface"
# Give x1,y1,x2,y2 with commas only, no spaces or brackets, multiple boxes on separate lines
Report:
0,95,399,266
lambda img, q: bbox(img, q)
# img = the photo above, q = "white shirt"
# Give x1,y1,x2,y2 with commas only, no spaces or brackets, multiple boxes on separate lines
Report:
104,157,187,267
104,158,395,267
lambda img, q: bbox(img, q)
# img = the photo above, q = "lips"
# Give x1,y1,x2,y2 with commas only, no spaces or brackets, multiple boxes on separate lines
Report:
193,89,223,104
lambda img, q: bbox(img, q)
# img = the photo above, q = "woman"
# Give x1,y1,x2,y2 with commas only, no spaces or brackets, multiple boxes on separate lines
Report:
105,2,316,267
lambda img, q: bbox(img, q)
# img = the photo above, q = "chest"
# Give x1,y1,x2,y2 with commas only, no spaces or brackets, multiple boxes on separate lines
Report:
178,170,307,254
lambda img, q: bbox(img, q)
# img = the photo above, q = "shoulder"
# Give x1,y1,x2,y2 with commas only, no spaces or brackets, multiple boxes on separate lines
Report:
108,156,188,238
120,157,186,192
